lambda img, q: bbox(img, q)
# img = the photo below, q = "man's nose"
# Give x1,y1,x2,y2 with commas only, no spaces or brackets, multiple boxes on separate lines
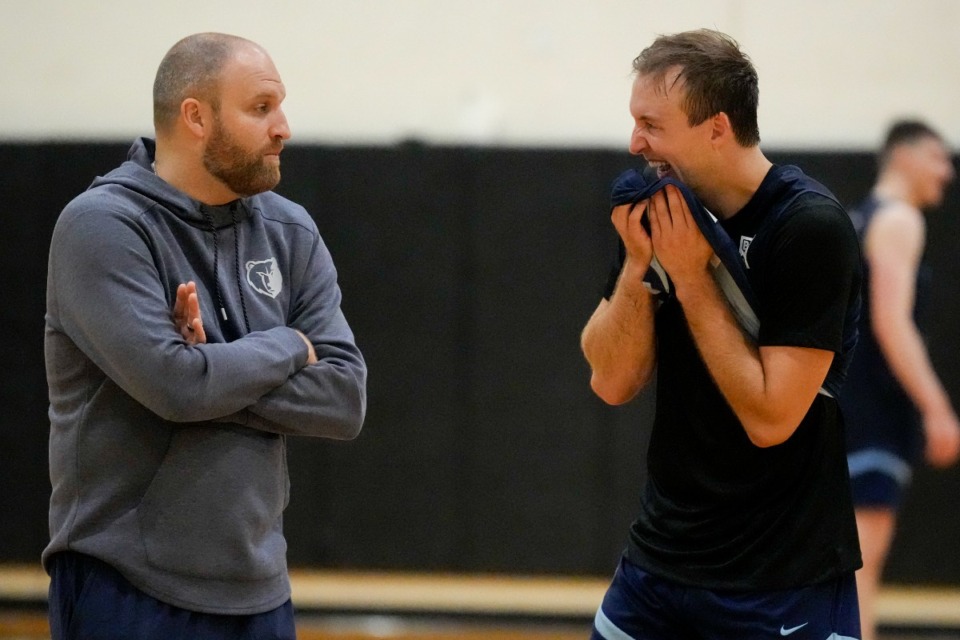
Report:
272,110,292,141
629,129,648,156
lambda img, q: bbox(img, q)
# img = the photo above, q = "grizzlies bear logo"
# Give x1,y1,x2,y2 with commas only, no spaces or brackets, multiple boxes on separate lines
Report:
245,257,282,298
739,235,754,269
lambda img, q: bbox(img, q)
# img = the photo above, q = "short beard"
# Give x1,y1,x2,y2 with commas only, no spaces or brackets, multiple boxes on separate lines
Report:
203,113,281,197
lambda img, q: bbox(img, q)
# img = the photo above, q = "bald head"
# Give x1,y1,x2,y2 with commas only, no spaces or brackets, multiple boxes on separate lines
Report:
153,32,260,133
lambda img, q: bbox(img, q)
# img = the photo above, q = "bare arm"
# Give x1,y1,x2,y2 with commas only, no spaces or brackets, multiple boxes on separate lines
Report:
866,204,960,466
649,185,832,447
673,273,833,447
581,258,657,404
581,202,658,404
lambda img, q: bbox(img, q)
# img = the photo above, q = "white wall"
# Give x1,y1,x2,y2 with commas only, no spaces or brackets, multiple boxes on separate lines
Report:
4,0,958,149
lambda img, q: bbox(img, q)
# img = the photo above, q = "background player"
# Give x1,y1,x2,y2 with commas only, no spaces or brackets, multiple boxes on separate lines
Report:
840,119,960,640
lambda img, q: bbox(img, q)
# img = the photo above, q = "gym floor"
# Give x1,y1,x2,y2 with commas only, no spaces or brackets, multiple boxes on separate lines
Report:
2,565,959,639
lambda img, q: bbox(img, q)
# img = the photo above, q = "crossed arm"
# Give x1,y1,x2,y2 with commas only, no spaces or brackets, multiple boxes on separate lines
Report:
164,270,365,440
581,185,832,447
173,280,317,364
51,203,364,438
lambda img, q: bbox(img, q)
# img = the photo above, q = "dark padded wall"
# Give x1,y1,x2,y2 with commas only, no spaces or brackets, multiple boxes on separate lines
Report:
275,145,653,573
0,143,131,566
2,142,958,584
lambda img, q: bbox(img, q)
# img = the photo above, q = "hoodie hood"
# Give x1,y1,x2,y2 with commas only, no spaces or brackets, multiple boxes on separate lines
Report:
93,137,255,336
91,137,252,229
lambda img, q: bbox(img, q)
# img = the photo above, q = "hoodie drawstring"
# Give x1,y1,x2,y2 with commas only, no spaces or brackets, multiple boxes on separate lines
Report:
202,204,251,336
230,205,251,334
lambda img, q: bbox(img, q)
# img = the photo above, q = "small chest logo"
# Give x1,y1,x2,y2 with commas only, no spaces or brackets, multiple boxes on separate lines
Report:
245,257,283,298
739,236,754,269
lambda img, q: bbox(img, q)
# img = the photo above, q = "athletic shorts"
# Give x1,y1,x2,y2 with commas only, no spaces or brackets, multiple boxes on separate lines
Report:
591,557,860,640
47,551,296,640
846,448,915,509
841,370,922,509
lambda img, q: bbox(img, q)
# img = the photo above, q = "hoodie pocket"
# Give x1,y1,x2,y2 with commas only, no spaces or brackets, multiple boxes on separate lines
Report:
137,425,287,581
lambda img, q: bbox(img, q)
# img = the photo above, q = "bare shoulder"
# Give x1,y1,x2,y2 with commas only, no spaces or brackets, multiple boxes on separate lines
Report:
866,200,924,257
872,200,923,231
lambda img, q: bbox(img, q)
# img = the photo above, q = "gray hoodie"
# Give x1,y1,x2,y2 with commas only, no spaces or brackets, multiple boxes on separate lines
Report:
43,137,367,614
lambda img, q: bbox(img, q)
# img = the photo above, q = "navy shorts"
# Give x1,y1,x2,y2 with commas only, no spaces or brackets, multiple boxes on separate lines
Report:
47,551,296,640
592,557,860,640
841,352,923,510
847,450,914,509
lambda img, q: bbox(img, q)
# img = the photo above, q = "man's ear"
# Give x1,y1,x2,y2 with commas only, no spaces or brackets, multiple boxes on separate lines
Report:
181,98,208,139
711,112,732,143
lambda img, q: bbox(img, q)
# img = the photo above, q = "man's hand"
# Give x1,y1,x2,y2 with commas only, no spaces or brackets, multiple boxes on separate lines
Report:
295,330,318,365
647,184,714,289
611,200,654,270
923,407,960,468
173,281,207,345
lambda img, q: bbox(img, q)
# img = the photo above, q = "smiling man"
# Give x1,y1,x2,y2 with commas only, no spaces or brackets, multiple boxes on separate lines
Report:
43,33,367,640
581,29,863,639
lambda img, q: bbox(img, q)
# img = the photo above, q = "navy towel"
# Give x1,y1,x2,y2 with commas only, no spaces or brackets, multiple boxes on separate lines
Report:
610,168,760,339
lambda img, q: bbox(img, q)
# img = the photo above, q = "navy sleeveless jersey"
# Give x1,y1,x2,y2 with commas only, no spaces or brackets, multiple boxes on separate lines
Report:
840,196,930,462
